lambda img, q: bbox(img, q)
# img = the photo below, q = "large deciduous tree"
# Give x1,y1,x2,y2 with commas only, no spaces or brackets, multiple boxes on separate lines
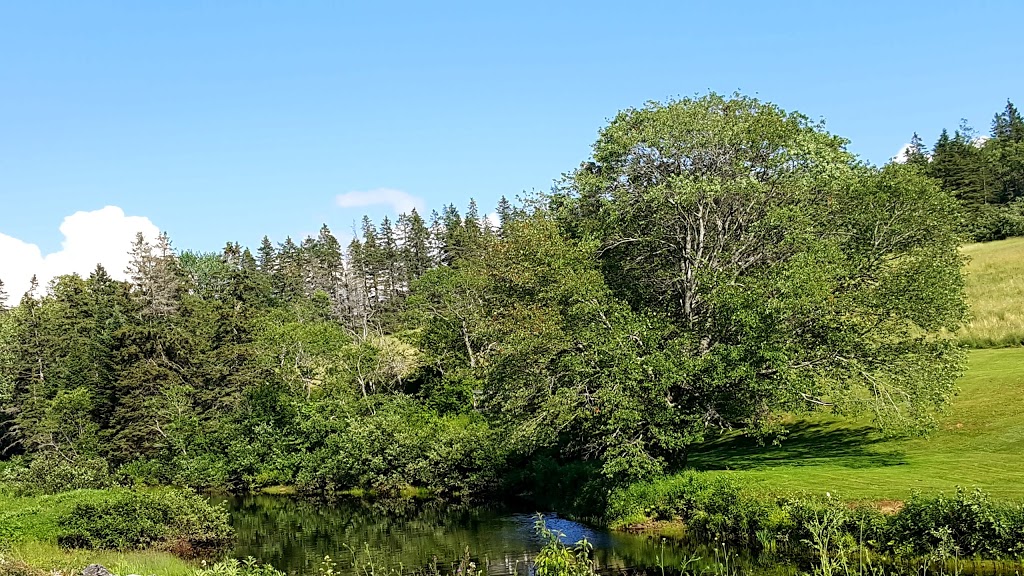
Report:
554,94,967,459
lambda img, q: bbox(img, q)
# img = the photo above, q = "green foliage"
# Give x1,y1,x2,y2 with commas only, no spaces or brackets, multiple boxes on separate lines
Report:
55,488,232,553
0,560,46,576
549,94,967,479
606,472,788,547
922,101,1024,242
883,488,1024,558
610,473,1024,562
0,92,1004,510
2,453,113,495
291,396,499,495
533,515,598,576
193,557,286,576
3,540,194,576
505,454,608,519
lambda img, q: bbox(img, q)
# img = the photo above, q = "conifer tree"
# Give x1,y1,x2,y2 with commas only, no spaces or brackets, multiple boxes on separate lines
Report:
379,216,400,299
360,216,382,303
257,236,276,272
992,100,1024,142
398,208,432,285
126,232,179,318
905,132,930,168
274,236,304,301
438,204,463,265
495,196,515,233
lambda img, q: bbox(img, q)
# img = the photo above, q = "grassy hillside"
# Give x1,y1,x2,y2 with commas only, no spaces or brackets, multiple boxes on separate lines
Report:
687,347,1024,500
674,238,1024,502
959,237,1024,348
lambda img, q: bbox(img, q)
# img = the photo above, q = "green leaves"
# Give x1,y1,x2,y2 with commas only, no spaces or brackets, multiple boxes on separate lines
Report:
556,94,968,459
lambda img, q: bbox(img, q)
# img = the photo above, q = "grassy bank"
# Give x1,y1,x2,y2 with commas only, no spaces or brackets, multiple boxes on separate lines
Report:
0,489,227,576
959,236,1024,347
1,541,192,576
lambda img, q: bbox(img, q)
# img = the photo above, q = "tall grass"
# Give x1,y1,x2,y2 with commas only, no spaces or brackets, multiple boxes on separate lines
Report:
958,237,1024,348
2,541,194,576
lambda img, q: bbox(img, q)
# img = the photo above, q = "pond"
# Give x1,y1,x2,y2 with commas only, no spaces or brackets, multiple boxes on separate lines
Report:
215,494,768,576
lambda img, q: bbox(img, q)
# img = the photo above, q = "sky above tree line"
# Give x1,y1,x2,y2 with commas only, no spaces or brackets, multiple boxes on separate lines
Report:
1,0,1022,298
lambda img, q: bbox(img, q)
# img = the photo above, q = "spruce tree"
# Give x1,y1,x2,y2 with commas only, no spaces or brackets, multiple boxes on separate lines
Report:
257,235,276,272
379,216,400,299
905,132,930,168
398,208,432,285
993,100,1024,143
495,196,517,234
361,216,382,303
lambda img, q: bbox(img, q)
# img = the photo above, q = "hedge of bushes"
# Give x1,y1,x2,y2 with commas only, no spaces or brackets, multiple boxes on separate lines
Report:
607,472,1024,559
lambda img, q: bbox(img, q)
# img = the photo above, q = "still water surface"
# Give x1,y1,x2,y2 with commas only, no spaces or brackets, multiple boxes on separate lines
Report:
217,494,755,576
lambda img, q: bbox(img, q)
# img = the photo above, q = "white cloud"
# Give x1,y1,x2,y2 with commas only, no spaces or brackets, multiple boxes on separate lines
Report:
485,211,501,229
335,188,425,215
892,142,912,164
0,206,159,300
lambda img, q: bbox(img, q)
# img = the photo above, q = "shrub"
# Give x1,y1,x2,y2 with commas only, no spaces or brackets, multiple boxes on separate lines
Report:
533,515,597,576
883,488,1024,558
607,471,783,546
193,557,285,576
116,459,168,487
55,488,232,554
4,454,113,495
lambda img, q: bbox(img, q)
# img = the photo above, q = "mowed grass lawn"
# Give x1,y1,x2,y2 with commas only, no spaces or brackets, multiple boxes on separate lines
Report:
959,237,1024,348
690,347,1024,501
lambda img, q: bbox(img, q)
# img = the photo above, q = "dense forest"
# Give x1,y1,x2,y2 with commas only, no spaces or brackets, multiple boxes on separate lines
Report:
0,94,1019,505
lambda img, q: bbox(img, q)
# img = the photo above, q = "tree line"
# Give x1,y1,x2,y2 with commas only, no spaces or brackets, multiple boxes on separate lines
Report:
0,93,981,501
904,100,1024,240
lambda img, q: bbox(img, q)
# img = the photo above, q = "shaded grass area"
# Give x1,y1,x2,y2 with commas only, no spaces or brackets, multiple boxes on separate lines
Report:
958,237,1024,348
0,490,196,576
688,348,1024,501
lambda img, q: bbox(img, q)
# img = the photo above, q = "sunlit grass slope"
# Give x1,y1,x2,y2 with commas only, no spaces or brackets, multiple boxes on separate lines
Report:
959,237,1024,348
689,347,1024,500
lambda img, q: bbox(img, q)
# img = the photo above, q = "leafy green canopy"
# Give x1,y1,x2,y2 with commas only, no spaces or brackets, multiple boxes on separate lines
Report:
0,92,972,493
528,94,969,479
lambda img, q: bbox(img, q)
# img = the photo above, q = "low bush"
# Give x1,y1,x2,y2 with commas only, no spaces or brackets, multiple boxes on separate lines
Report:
2,454,113,495
55,488,233,554
881,487,1024,558
533,515,598,576
193,557,285,576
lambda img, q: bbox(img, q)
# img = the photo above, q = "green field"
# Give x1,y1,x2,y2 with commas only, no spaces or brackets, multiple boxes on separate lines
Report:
688,347,1024,501
675,238,1024,502
958,237,1024,348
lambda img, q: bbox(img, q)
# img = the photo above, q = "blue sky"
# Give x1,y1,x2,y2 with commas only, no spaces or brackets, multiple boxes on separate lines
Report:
0,0,1022,293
